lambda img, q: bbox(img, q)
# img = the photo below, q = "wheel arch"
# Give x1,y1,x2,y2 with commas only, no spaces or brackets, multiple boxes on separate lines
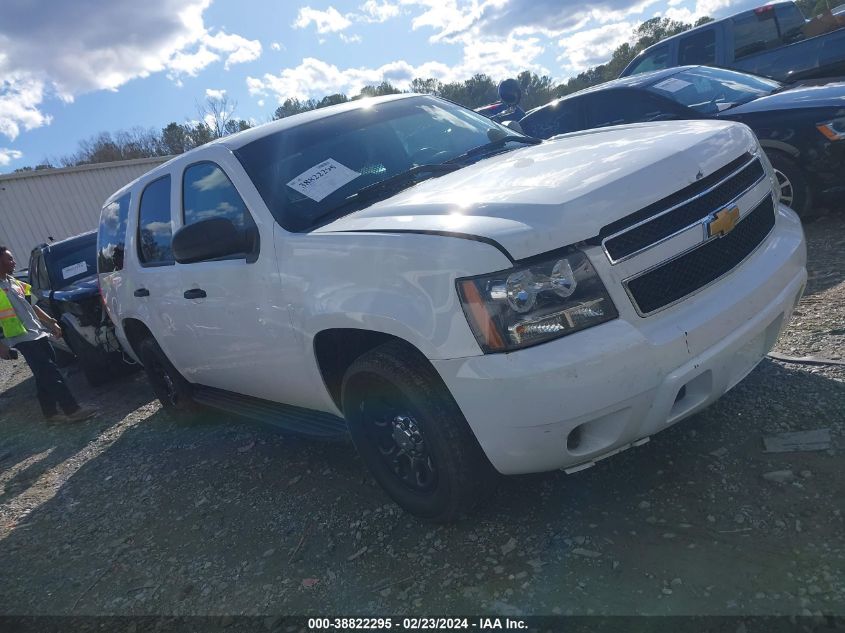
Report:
313,328,434,412
121,317,155,364
759,140,800,159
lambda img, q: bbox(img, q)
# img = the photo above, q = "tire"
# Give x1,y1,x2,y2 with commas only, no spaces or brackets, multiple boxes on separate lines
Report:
137,337,198,413
341,341,498,522
767,151,812,217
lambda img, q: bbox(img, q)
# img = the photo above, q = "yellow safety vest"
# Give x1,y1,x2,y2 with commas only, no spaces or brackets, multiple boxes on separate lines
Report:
0,279,32,339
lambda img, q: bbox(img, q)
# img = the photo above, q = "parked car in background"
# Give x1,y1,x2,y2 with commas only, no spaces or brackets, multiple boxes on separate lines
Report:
99,94,805,521
620,1,845,82
520,65,845,216
28,231,134,386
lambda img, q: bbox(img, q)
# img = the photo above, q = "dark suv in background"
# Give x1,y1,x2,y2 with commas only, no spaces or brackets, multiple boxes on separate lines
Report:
28,231,134,386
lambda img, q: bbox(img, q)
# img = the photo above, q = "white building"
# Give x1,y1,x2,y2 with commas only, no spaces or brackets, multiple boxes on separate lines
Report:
0,156,171,259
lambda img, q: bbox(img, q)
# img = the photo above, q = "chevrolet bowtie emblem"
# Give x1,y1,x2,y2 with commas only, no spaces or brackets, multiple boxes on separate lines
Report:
707,206,740,238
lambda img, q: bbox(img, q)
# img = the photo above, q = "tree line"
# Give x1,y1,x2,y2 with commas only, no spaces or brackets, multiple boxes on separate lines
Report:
16,15,712,171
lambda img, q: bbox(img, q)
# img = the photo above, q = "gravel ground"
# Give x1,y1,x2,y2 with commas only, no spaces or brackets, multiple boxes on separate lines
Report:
0,213,843,619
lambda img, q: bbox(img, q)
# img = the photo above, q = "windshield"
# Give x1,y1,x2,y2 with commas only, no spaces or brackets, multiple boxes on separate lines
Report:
235,96,523,232
46,233,98,289
647,67,781,114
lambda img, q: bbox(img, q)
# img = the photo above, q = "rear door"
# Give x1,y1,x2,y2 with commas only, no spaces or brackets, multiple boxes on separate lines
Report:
130,173,196,371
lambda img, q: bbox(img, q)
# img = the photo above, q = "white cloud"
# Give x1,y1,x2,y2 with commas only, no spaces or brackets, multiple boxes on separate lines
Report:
293,6,353,33
205,88,227,99
257,99,265,107
0,73,53,141
557,21,636,74
0,0,261,141
248,57,452,102
359,0,401,22
271,42,285,51
340,34,363,43
0,148,23,166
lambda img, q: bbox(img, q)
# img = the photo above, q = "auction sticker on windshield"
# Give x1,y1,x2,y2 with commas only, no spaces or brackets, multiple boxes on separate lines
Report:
287,158,360,202
653,77,692,93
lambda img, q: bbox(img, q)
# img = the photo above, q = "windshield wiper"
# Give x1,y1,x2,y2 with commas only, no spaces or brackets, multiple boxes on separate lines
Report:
309,163,462,228
447,135,541,164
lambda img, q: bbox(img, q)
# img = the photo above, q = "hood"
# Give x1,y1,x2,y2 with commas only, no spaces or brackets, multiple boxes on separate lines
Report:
52,274,99,301
723,82,845,115
315,120,759,261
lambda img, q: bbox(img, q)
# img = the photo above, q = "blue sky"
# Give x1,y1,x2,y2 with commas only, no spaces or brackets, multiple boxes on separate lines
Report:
0,0,759,173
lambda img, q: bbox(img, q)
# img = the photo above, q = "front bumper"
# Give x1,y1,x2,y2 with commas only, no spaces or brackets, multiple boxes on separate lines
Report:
432,204,807,475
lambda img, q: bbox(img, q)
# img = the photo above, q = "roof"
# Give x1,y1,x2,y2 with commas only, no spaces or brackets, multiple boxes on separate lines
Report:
101,93,426,204
0,155,172,183
632,2,794,55
525,67,689,115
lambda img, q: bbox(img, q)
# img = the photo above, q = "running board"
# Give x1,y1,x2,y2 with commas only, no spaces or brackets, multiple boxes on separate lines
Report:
192,385,349,440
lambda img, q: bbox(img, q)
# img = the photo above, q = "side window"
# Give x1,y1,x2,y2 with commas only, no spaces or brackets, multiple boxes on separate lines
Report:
585,92,668,128
182,162,258,260
626,45,670,75
97,193,131,273
732,11,780,59
679,29,716,65
36,253,50,290
137,176,174,266
775,4,806,44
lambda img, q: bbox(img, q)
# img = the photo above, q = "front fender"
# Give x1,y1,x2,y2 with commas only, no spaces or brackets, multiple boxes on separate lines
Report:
278,229,513,360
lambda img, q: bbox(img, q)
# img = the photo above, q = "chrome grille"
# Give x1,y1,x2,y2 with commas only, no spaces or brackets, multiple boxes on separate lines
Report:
624,196,776,316
600,153,765,263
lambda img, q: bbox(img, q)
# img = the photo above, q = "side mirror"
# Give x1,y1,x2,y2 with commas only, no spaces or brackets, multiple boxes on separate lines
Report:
173,218,248,264
503,120,524,134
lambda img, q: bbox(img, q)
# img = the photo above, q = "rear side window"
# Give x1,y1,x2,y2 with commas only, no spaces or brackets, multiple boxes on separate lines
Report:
98,193,131,273
679,29,716,65
626,45,670,75
733,10,780,59
137,176,174,266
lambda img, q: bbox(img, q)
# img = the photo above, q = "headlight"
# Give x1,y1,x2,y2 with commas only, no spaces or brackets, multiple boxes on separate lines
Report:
457,249,618,353
817,117,845,141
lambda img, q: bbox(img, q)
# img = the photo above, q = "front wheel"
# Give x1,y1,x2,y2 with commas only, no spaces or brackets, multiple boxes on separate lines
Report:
341,341,498,522
138,337,198,413
767,151,812,217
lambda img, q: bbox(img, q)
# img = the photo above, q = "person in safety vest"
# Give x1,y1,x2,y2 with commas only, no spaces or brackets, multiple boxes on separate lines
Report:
0,246,96,422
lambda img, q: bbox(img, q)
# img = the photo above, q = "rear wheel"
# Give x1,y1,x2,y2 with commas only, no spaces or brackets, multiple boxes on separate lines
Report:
341,341,498,522
767,151,812,217
138,337,198,413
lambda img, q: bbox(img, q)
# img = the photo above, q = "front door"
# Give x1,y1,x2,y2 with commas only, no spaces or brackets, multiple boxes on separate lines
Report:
175,157,288,400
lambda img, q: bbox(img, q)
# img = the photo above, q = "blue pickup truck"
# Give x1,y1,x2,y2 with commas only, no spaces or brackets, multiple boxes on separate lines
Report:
621,2,845,82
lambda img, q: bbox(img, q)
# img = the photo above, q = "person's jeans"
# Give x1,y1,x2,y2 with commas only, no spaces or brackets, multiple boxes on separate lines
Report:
15,338,79,418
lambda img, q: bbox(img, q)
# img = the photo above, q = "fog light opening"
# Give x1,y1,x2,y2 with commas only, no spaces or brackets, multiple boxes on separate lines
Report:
674,385,687,404
567,425,583,452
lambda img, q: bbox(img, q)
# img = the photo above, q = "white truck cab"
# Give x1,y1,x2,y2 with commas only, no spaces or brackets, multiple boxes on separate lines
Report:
98,94,806,521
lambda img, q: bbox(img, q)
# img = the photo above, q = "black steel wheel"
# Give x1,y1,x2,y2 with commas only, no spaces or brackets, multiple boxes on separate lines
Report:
341,341,498,522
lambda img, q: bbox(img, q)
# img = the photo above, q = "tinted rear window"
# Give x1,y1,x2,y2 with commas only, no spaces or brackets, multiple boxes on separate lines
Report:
733,10,780,59
137,176,174,266
98,193,131,273
679,29,716,65
46,233,97,288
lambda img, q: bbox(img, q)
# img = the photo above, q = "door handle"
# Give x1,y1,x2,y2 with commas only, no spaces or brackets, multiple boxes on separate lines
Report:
134,288,150,297
183,288,207,299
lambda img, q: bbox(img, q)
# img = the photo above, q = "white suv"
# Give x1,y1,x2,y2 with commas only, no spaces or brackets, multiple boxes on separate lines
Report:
98,94,806,521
